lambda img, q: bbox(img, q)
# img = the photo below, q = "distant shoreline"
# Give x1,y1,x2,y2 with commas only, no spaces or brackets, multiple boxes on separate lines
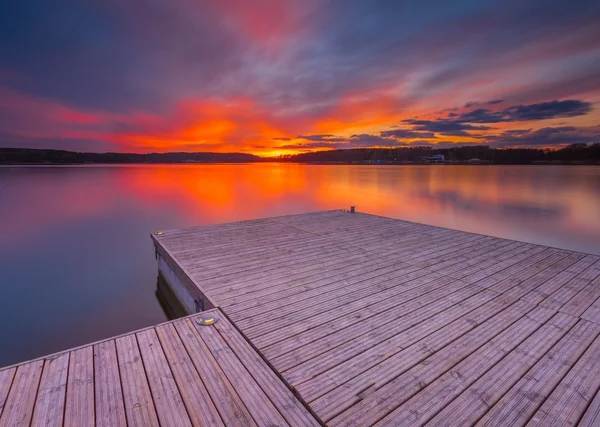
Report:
1,161,598,166
1,144,599,166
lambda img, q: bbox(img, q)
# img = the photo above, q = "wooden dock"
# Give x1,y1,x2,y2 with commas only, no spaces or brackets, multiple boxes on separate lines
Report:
0,309,318,426
2,210,600,426
152,210,600,426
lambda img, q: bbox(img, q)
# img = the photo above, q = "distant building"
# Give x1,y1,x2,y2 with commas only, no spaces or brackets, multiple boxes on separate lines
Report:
467,158,482,164
424,154,445,164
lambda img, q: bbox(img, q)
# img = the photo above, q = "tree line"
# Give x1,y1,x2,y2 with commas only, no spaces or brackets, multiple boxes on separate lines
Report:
278,143,600,164
1,143,599,165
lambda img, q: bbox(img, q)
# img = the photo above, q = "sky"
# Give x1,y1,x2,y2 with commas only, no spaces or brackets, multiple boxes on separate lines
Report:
1,0,599,156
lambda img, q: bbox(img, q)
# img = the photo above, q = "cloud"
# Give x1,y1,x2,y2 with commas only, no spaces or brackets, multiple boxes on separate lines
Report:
349,134,407,147
487,126,600,147
455,100,592,123
398,99,594,139
464,99,505,108
277,132,409,150
297,134,347,142
379,129,436,139
402,119,493,136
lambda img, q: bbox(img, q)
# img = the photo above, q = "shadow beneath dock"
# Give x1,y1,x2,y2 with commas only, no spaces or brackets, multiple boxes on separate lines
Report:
155,272,188,319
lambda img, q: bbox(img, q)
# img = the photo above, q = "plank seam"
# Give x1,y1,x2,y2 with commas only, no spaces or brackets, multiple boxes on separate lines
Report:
0,368,16,420
576,382,600,426
170,319,228,426
216,309,325,426
473,317,579,425
111,342,128,427
132,333,160,426
61,352,71,427
523,319,600,426
152,326,194,425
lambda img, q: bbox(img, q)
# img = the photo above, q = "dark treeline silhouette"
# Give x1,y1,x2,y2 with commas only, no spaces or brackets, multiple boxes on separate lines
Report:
0,148,259,164
1,144,599,165
279,143,600,164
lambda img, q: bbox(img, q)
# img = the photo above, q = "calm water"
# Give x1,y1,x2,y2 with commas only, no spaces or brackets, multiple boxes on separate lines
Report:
1,164,599,366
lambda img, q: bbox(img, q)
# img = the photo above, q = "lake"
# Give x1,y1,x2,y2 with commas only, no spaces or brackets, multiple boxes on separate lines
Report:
1,164,599,367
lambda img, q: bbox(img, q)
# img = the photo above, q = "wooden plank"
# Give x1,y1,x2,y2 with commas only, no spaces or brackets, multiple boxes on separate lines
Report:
237,262,435,335
281,283,489,383
64,346,94,427
501,252,584,298
540,259,600,311
209,228,471,301
219,233,510,310
94,341,127,427
468,248,560,289
328,299,538,426
580,389,600,427
227,257,417,320
155,323,224,427
220,254,410,309
176,217,429,262
189,241,358,282
525,331,600,426
249,270,452,349
486,251,572,294
214,315,319,426
269,283,482,371
230,234,496,324
176,216,417,260
455,245,548,284
369,306,555,427
308,295,520,420
410,312,576,427
521,254,600,305
560,275,600,317
31,352,69,427
541,277,595,311
202,249,377,298
0,360,43,427
260,241,524,363
173,318,256,427
191,318,289,426
182,237,345,273
136,329,191,427
582,296,600,324
218,254,401,307
115,334,159,427
476,319,600,427
0,368,16,419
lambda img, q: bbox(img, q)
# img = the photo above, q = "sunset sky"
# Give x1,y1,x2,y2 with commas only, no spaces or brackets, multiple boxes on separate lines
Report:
1,0,599,156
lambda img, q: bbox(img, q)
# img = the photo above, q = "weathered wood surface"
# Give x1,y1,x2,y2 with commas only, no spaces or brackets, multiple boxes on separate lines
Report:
0,309,318,426
4,210,600,427
154,210,600,426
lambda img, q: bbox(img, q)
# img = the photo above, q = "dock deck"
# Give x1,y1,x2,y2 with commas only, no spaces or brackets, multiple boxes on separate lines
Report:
0,309,318,426
3,210,600,426
152,210,600,426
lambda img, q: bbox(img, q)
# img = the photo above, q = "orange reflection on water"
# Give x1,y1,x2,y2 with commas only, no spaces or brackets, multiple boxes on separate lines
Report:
2,164,599,255
118,164,600,254
117,164,312,223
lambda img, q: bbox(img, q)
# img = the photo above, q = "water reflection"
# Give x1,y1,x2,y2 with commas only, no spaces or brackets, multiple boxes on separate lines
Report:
0,164,599,366
416,190,565,220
